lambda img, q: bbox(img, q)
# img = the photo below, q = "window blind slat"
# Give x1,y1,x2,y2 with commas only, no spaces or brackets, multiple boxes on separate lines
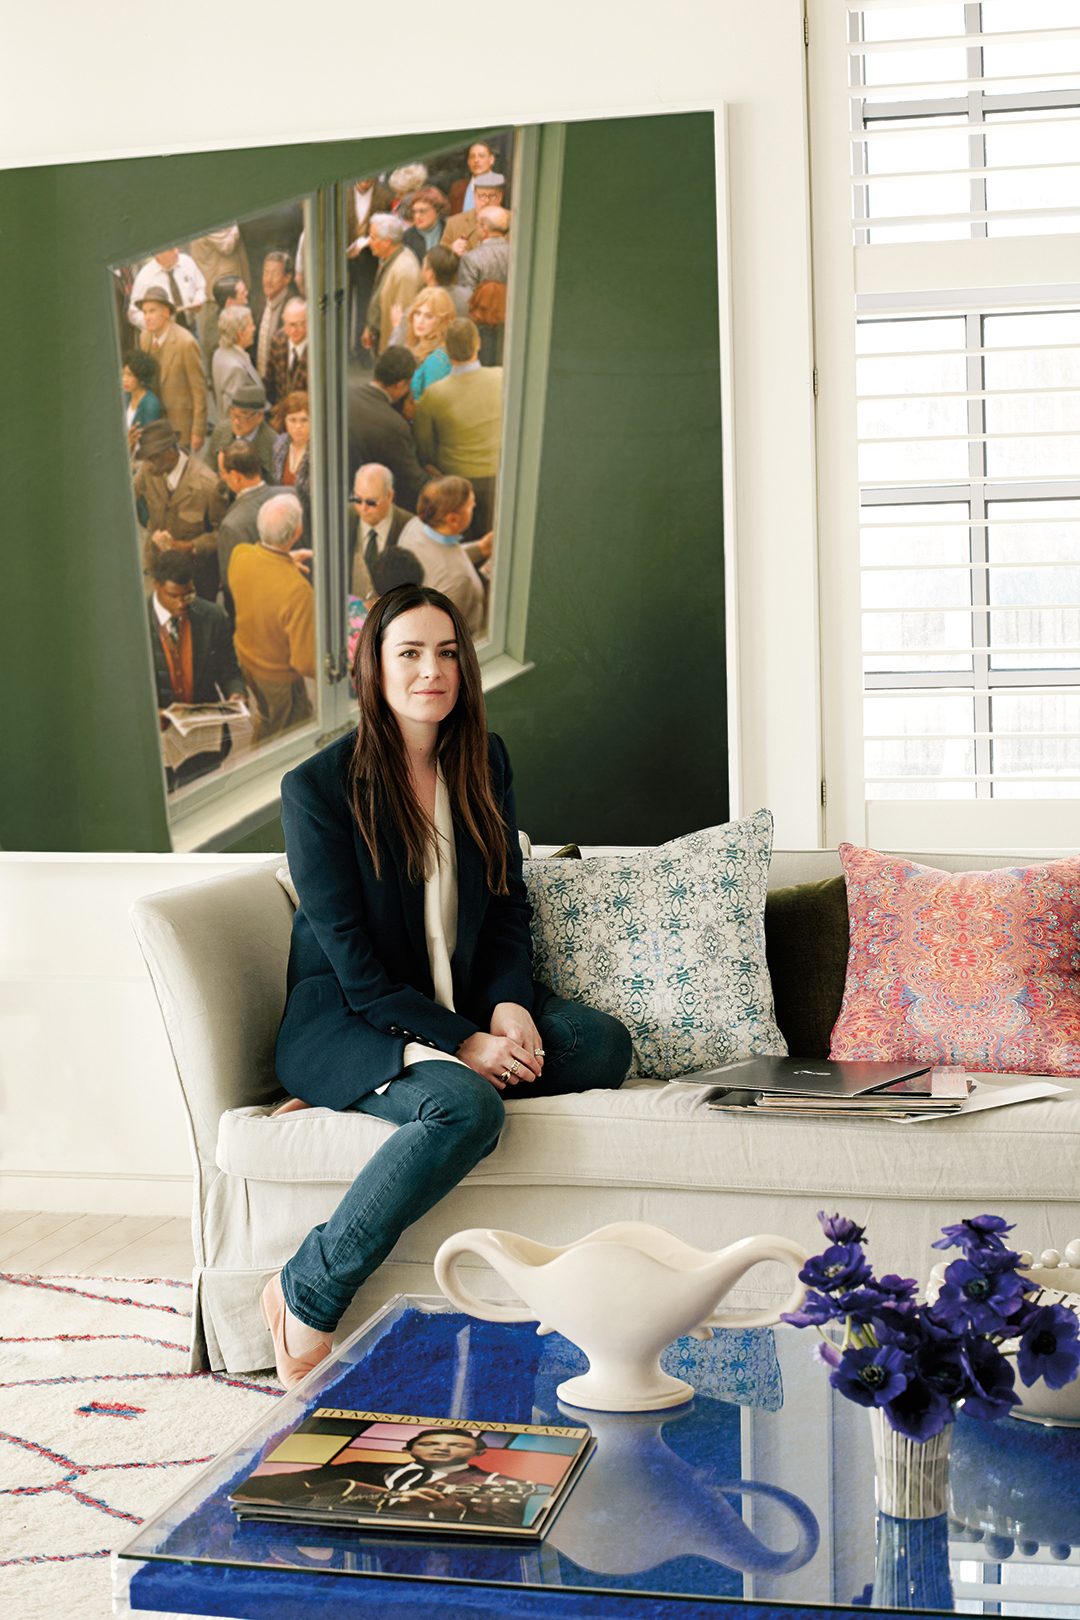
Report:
854,163,1080,186
862,477,1080,490
851,29,1080,53
855,117,1080,141
852,206,1080,228
858,433,1080,446
851,74,1080,99
861,519,1080,530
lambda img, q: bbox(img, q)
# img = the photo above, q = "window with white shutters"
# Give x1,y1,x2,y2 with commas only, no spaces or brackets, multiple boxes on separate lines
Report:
814,0,1080,844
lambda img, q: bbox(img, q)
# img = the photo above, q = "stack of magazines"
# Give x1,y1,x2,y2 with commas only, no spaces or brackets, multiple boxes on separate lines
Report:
697,1058,971,1120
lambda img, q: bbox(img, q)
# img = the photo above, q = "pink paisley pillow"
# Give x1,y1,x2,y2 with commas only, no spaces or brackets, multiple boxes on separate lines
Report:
829,844,1080,1077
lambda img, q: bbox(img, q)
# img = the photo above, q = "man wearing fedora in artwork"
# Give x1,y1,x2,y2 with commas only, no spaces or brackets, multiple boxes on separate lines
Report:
137,284,209,454
128,247,207,333
132,419,229,602
202,380,276,482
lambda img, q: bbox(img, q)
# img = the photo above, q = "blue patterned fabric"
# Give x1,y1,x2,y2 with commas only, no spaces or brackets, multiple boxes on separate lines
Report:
537,1327,784,1411
524,810,787,1079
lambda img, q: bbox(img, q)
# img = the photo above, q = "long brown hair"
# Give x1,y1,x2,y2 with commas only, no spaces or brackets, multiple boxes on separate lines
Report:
348,585,509,894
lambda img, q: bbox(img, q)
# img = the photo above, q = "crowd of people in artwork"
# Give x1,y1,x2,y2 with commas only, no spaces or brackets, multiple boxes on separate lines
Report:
115,135,514,793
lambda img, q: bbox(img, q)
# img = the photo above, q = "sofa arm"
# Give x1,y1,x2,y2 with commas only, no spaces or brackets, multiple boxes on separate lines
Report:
130,863,294,1211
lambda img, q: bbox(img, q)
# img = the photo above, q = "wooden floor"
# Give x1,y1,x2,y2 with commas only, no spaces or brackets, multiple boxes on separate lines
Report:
0,1210,196,1279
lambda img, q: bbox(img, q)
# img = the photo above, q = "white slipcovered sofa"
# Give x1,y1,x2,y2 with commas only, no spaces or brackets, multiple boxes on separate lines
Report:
130,845,1080,1374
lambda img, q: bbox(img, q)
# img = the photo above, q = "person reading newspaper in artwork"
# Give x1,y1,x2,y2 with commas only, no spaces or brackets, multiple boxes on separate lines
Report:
234,1428,538,1528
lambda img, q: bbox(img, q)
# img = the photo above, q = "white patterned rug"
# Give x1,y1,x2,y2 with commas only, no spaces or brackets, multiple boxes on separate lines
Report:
0,1273,281,1620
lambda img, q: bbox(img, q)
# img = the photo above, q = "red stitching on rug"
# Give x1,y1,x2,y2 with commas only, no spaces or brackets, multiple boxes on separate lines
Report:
0,1274,190,1316
3,1371,281,1393
77,1401,146,1418
59,1482,143,1523
1,1334,188,1351
0,1273,188,1288
0,1550,111,1566
211,1372,282,1396
0,1432,79,1472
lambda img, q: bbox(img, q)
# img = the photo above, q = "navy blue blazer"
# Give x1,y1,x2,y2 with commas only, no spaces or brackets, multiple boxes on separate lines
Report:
275,730,536,1109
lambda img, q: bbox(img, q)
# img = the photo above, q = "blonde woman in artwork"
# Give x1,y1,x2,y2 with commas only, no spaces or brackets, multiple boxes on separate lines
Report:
399,287,457,399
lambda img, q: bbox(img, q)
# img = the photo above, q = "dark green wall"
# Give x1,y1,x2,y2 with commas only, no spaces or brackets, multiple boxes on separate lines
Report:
1,113,725,852
487,112,727,845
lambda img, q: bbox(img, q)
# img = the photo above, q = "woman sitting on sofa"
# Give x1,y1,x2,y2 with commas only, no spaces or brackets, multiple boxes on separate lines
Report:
262,584,632,1387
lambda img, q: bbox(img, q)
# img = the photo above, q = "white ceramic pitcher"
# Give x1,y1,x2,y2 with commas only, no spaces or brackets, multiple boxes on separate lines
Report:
434,1221,809,1411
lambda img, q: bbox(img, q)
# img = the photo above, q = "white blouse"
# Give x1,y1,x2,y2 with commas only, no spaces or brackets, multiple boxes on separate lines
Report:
391,770,470,1083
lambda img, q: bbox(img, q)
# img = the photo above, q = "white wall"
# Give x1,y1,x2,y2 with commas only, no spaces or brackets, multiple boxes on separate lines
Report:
1,1,823,1215
0,856,271,1215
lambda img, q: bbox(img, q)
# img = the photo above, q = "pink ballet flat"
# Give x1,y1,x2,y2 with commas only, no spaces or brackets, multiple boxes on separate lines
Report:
260,1273,334,1389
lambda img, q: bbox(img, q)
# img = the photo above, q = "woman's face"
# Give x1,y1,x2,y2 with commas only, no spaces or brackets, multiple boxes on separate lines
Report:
241,316,256,348
379,605,461,731
285,409,310,447
412,305,437,340
412,199,437,231
468,144,494,176
122,365,137,394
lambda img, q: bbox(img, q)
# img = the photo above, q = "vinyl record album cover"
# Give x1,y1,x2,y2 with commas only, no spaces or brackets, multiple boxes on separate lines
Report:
229,1408,594,1540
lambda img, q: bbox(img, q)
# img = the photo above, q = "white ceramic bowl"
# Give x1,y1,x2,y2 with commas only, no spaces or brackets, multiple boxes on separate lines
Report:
926,1261,1080,1427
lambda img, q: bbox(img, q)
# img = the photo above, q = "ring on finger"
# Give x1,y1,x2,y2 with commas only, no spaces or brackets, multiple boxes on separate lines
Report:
534,1047,545,1057
509,1059,521,1076
499,1069,511,1082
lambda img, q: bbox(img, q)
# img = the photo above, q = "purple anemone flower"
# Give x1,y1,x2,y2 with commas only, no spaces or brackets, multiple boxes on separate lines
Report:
913,1336,967,1405
818,1211,867,1246
830,1342,909,1408
832,1286,895,1325
801,1244,874,1295
932,1215,1015,1255
961,1335,1019,1420
877,1273,919,1304
881,1375,955,1442
781,1290,845,1329
1017,1305,1080,1391
929,1256,1026,1334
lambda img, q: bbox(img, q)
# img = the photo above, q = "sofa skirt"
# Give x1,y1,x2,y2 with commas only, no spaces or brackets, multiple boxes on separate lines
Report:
194,1173,1077,1372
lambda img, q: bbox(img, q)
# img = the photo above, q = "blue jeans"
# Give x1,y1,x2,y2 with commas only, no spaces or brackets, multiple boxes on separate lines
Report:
281,996,633,1333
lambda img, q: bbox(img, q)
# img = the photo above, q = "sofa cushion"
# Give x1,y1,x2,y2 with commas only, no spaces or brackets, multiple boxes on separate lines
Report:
524,810,786,1079
831,845,1080,1077
764,876,849,1058
215,1077,1080,1204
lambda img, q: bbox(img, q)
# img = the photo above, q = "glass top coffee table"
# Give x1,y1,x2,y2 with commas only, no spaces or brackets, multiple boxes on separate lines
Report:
113,1294,1080,1619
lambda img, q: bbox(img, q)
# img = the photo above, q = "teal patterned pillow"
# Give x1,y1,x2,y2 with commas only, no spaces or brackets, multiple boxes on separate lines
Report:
524,810,787,1080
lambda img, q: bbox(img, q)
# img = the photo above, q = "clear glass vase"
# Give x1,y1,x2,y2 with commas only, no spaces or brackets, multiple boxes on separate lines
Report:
871,1509,954,1610
868,1406,952,1519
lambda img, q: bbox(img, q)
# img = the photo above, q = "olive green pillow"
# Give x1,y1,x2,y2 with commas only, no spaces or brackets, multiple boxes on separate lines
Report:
764,876,850,1059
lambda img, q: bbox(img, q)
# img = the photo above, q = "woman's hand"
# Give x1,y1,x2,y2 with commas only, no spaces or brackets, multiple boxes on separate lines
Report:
456,1028,542,1090
490,1002,544,1075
